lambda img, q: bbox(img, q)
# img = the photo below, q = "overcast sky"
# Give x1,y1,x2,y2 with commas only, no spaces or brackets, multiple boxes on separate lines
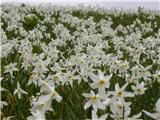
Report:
2,0,160,10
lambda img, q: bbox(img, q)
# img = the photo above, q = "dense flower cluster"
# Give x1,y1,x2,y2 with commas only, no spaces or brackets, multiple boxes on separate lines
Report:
1,3,160,120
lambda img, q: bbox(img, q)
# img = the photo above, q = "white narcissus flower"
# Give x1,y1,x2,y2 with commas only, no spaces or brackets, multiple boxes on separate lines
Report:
61,70,80,87
131,81,147,95
110,100,131,119
110,99,142,120
27,110,46,120
21,54,32,71
82,91,106,111
143,98,160,120
90,70,112,95
125,73,137,83
50,73,62,86
28,72,39,86
32,54,50,74
108,83,135,100
31,95,52,113
33,59,49,74
41,81,62,103
118,60,129,74
131,64,152,81
153,70,160,83
91,110,108,120
78,65,94,82
4,63,18,78
14,82,28,99
39,75,56,92
138,64,152,81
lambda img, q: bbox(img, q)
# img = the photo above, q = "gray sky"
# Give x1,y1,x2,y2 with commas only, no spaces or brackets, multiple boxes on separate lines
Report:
2,0,160,10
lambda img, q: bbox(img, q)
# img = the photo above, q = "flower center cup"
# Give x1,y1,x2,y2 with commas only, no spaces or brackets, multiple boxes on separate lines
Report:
40,102,45,108
117,91,122,96
52,91,56,96
92,96,98,101
99,80,105,85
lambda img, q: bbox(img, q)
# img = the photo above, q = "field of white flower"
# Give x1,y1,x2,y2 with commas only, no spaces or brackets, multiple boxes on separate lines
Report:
1,3,160,120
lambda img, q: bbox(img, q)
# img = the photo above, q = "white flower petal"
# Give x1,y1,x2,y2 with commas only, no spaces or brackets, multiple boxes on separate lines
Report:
84,100,92,110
